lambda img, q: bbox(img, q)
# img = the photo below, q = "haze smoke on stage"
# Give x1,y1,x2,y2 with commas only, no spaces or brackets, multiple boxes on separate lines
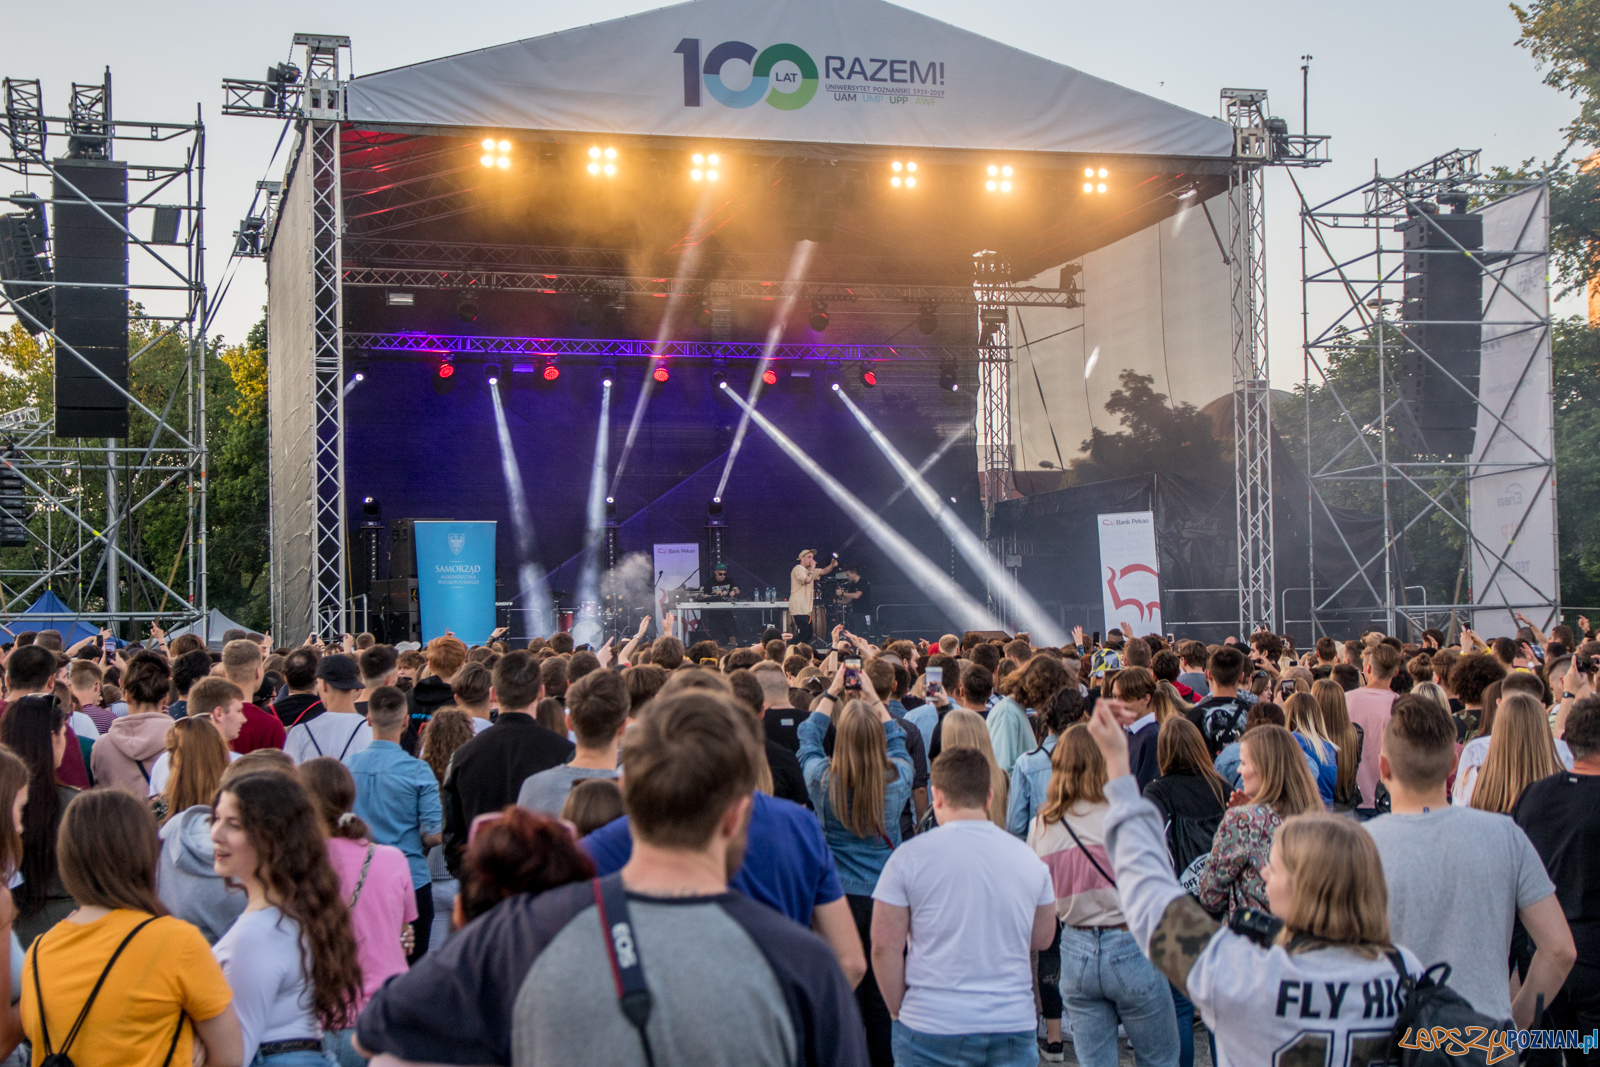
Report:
714,240,815,500
610,188,717,495
490,383,553,636
839,425,971,553
836,389,1066,646
720,383,1000,633
601,550,655,617
573,381,612,646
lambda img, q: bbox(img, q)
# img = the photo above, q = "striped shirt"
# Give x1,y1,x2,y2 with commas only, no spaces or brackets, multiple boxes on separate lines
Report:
1028,801,1123,927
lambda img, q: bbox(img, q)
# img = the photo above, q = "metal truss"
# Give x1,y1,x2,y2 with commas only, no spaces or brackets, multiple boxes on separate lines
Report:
0,72,209,634
973,251,1015,519
1294,153,1553,640
346,331,977,363
1224,90,1277,633
310,118,348,640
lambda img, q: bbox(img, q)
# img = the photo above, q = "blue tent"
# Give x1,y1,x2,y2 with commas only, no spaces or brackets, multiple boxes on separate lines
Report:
3,591,100,646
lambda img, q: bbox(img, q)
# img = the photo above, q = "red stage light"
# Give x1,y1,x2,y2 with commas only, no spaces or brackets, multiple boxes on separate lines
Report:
653,366,670,383
761,368,778,386
437,362,454,379
542,364,560,381
861,369,878,387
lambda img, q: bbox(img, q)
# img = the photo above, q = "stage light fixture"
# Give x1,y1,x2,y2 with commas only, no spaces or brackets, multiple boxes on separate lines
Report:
433,356,458,395
385,291,414,307
652,365,670,383
587,146,619,177
708,498,723,517
986,165,1014,193
939,362,960,392
456,293,479,322
860,367,878,388
809,299,829,332
352,359,369,383
480,137,512,169
484,362,501,385
1096,183,1106,193
599,364,616,387
1083,183,1094,193
1085,167,1095,177
437,360,454,379
761,368,778,386
541,357,560,382
693,302,713,329
916,299,939,335
576,298,597,327
711,360,728,387
825,367,843,392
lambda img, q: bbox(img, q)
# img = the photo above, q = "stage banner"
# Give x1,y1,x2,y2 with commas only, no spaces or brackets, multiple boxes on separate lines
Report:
653,542,701,632
1470,185,1559,632
415,521,497,645
1097,511,1164,638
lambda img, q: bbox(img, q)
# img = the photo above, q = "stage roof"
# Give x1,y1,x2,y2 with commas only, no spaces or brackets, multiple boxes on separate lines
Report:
345,0,1233,161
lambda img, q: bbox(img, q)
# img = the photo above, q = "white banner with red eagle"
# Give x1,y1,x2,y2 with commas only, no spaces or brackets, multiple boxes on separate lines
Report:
1097,511,1163,638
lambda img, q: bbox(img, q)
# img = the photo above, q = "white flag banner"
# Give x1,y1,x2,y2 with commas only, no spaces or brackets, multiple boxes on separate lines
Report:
1098,511,1163,638
653,542,701,632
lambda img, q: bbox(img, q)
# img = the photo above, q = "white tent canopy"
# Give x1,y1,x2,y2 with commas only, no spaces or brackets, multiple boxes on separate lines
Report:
346,0,1232,159
168,607,250,652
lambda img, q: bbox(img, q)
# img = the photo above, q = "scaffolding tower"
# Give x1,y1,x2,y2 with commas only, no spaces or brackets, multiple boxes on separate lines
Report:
0,69,208,637
1293,152,1556,639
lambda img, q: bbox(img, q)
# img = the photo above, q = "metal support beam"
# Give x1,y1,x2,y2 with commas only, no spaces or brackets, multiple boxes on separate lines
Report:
1224,90,1276,633
310,119,347,639
973,251,1016,519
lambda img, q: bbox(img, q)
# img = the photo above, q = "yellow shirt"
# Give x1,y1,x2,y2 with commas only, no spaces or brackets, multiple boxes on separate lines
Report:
23,909,233,1067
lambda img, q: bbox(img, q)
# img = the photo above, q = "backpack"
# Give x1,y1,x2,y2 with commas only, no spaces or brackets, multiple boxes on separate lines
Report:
1383,954,1514,1066
1200,699,1248,750
33,917,186,1067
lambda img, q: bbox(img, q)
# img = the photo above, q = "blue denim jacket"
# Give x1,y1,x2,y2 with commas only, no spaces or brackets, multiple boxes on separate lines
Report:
797,710,913,897
1006,733,1058,838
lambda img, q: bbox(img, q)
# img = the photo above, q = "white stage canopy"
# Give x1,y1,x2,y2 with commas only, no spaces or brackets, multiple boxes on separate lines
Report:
346,0,1233,159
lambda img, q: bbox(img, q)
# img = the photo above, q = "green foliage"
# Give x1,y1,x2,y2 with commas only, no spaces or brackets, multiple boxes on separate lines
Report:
1513,0,1600,150
1553,318,1600,609
1070,369,1229,485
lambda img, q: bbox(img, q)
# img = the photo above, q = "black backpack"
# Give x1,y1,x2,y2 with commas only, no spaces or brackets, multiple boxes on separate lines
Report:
1383,954,1514,1066
1201,699,1248,750
33,917,187,1067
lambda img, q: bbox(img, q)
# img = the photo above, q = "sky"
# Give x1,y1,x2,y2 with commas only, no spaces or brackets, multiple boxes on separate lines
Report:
0,0,1582,387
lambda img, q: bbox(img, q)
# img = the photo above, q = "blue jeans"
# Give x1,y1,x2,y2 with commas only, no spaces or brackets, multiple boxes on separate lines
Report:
1169,982,1194,1067
251,1051,334,1067
323,1029,366,1067
890,1021,1038,1067
1058,926,1179,1067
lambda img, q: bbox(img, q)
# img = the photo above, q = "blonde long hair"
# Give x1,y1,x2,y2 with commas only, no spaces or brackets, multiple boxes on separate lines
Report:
1274,813,1393,957
162,717,229,823
1311,681,1360,806
827,701,893,839
1039,725,1106,824
941,708,1008,827
1470,693,1562,814
1284,692,1335,764
1242,725,1321,817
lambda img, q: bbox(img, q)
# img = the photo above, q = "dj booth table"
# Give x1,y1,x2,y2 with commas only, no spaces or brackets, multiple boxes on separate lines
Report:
671,600,789,643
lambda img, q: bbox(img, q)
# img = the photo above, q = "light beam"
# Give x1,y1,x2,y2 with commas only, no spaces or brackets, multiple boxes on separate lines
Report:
573,381,613,646
490,383,553,637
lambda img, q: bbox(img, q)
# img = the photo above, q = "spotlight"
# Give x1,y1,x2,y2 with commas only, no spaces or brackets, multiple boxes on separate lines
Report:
939,362,960,392
1083,183,1094,193
1085,167,1094,177
761,368,778,386
693,153,705,165
986,180,997,192
985,165,1015,193
988,165,998,176
456,293,479,322
497,157,510,170
915,299,939,335
599,364,616,387
1098,167,1108,178
653,365,670,383
693,302,713,329
708,498,723,517
893,161,903,172
809,299,829,332
481,155,494,168
576,298,597,327
1002,165,1013,177
604,497,617,519
891,176,901,188
361,496,381,519
711,361,728,387
906,177,916,188
479,137,511,169
1001,181,1012,193
352,359,369,383
825,367,843,392
433,356,458,395
541,357,560,382
860,367,878,388
484,362,501,385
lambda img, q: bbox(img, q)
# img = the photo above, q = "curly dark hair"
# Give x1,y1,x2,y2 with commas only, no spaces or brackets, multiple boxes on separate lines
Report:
1038,685,1085,736
420,707,475,785
459,806,594,924
1450,653,1508,706
1011,655,1072,712
221,771,363,1031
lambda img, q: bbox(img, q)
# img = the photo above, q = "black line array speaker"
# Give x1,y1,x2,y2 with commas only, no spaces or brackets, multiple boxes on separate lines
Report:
52,159,129,439
0,457,26,548
0,196,53,331
387,518,417,579
1398,210,1483,456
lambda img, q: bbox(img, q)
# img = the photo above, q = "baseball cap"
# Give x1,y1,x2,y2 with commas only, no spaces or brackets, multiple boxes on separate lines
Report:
316,653,363,691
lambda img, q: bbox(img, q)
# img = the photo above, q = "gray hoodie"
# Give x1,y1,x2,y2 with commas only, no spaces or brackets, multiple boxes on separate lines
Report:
157,805,245,944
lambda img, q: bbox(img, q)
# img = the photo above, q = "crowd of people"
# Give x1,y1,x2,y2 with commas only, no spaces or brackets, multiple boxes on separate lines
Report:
0,612,1595,1066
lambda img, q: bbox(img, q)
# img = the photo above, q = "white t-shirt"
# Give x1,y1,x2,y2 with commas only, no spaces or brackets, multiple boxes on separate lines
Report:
147,749,242,797
67,710,99,739
872,818,1054,1035
1451,734,1574,806
470,716,492,734
285,711,373,765
213,906,320,1064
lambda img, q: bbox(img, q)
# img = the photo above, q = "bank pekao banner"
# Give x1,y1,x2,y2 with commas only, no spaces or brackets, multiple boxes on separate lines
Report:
1097,511,1163,638
653,542,701,633
415,521,497,645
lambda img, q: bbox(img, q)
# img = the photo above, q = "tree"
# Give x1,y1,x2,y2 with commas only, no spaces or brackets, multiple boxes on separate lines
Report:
1069,369,1228,485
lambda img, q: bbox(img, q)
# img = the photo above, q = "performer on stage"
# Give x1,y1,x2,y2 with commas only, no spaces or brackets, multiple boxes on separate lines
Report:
834,564,871,635
705,563,740,646
788,549,836,645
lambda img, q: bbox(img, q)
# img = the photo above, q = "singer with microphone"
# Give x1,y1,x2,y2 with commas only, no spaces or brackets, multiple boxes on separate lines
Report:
788,548,836,646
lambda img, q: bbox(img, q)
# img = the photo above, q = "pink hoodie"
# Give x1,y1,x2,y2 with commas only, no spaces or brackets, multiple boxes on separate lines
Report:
91,712,173,798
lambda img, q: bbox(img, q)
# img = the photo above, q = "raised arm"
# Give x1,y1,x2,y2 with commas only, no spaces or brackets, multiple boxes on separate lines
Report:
1087,702,1221,995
